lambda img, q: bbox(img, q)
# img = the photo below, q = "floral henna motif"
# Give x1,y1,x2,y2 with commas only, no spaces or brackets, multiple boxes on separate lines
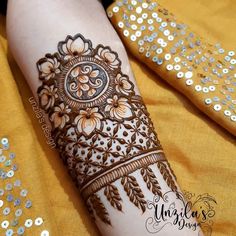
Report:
37,34,178,225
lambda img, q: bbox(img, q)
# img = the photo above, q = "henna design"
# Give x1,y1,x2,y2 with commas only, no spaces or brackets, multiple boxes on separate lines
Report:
36,33,178,225
121,175,146,213
157,161,179,197
141,166,162,197
90,194,111,225
104,184,123,211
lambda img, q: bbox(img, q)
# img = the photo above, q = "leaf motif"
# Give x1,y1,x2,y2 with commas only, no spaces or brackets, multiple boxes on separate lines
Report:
86,200,95,221
113,124,119,135
141,167,163,197
121,175,146,212
117,138,126,144
157,161,179,196
166,161,177,181
131,133,136,142
104,184,123,211
90,193,111,225
123,124,133,129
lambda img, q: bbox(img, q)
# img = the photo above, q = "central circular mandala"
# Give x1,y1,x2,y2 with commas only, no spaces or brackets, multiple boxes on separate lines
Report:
66,62,108,101
57,57,115,109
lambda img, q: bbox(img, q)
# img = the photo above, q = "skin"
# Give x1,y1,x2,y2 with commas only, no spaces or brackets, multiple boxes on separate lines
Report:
7,1,203,235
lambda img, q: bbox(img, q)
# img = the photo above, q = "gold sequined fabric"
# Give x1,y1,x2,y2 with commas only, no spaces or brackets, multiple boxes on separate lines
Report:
107,0,236,136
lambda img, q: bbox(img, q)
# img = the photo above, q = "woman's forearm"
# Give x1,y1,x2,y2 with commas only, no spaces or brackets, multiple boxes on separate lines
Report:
7,1,202,235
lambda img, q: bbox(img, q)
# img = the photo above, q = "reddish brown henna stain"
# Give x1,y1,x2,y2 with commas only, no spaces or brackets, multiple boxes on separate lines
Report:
37,34,177,225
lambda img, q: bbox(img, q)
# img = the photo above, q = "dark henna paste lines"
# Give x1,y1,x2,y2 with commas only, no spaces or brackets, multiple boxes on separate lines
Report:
36,33,178,225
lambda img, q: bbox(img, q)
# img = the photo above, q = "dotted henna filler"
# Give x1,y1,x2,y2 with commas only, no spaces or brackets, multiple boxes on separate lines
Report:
36,34,178,225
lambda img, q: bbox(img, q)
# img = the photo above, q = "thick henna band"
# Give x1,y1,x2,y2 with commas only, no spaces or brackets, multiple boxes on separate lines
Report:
37,34,177,225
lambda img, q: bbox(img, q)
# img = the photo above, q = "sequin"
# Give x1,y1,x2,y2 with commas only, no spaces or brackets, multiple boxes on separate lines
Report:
20,189,28,197
118,22,124,28
152,56,158,62
136,6,142,14
228,51,235,56
1,138,8,145
166,64,173,71
1,220,9,229
156,48,163,54
156,17,162,23
3,207,10,215
214,104,222,111
231,115,236,121
161,42,167,48
135,31,141,37
185,71,193,79
138,47,144,53
6,229,14,236
12,164,18,171
174,65,181,71
164,29,170,36
0,188,4,196
145,51,151,58
157,58,163,65
230,59,236,65
130,35,137,41
164,54,171,60
41,230,50,236
225,56,231,62
142,2,148,8
177,72,184,79
130,14,136,21
138,40,144,46
35,217,44,226
137,17,143,24
14,198,21,207
6,170,14,178
186,79,193,86
17,226,25,235
157,38,163,44
112,6,119,13
152,12,158,18
15,209,23,217
142,13,148,19
205,98,212,105
5,160,11,167
25,219,33,228
224,110,231,116
168,35,174,41
7,194,14,202
223,68,229,74
147,19,153,24
0,200,3,207
25,200,32,209
0,155,6,162
5,183,13,191
203,87,209,93
123,30,129,37
9,153,15,159
209,86,216,92
174,57,181,63
218,48,225,54
107,11,113,18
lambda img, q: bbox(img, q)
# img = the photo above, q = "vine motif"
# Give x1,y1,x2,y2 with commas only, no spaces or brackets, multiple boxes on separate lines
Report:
90,194,111,225
104,184,123,211
141,166,163,197
121,175,147,213
157,161,179,198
